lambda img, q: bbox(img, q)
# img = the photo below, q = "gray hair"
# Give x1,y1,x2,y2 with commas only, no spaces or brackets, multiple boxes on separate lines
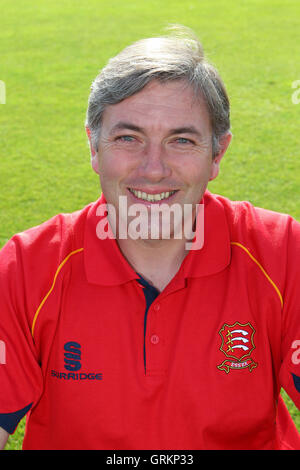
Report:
86,27,230,157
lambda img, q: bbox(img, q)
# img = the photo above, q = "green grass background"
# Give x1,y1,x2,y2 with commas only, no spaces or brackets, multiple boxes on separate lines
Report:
0,0,299,449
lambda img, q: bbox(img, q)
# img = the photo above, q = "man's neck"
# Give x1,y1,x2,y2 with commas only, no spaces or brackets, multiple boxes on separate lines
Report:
117,237,188,292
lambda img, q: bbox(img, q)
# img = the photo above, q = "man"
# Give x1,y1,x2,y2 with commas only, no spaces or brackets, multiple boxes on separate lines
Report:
0,28,299,450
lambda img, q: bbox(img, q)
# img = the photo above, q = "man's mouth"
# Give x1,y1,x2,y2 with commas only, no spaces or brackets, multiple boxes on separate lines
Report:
128,188,177,202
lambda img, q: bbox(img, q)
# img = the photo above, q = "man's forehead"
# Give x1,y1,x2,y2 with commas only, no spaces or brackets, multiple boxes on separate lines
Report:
101,80,210,133
120,79,201,104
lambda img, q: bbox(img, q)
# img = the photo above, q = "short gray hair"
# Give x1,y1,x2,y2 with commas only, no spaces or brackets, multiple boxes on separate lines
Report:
86,27,230,157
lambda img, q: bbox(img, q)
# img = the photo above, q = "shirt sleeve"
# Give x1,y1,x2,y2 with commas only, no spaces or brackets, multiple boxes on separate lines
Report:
279,216,300,410
0,237,43,433
0,404,33,434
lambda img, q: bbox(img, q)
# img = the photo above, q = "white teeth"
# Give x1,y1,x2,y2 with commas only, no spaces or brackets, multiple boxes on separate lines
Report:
129,189,176,202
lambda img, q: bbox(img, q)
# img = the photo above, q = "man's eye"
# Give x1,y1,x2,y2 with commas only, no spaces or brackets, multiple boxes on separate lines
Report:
175,137,194,144
116,135,136,142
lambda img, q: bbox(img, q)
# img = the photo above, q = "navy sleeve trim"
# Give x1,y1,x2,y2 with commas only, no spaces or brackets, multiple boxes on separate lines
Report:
292,373,300,393
0,403,33,434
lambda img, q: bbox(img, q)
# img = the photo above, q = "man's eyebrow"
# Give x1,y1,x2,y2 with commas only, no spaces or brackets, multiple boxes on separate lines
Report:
108,122,145,135
168,126,203,137
108,122,203,138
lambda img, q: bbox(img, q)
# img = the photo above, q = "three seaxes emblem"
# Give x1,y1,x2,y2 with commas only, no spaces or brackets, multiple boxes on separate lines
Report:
217,321,258,374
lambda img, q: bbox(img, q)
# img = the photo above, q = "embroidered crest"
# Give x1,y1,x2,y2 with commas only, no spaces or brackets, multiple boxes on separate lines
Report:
217,321,258,373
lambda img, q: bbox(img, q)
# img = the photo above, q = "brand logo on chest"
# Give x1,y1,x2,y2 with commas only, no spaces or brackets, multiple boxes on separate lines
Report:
50,341,103,381
217,321,258,373
64,341,82,371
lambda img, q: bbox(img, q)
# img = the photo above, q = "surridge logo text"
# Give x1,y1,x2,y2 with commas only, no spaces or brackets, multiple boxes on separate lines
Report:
51,341,103,381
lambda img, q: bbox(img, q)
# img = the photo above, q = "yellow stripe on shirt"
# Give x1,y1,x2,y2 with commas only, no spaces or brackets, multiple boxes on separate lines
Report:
231,241,283,309
31,248,84,337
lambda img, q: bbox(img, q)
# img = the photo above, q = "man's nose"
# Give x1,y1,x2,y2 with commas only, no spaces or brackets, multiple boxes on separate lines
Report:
138,143,171,181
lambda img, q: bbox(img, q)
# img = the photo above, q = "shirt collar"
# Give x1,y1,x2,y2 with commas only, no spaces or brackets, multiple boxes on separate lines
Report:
84,193,137,285
181,190,231,278
84,191,231,285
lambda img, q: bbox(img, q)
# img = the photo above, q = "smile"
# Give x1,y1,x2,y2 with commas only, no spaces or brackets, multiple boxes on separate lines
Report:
128,188,177,202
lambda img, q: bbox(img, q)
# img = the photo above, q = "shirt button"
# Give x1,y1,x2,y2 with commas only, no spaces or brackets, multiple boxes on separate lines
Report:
150,335,160,344
154,304,160,311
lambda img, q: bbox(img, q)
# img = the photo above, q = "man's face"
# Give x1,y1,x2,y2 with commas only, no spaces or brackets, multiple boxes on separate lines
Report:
91,80,230,239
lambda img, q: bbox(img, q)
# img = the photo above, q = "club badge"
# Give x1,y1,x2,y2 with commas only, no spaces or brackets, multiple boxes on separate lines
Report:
217,321,258,373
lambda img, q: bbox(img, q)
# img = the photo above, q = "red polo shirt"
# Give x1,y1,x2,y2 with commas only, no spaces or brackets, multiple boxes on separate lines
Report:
0,191,299,450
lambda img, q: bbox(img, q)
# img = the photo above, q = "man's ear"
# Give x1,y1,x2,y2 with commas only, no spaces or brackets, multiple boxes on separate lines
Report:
209,132,232,181
85,126,100,174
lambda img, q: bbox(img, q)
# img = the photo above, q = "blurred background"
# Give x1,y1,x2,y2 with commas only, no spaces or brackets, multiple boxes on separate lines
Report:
0,0,299,449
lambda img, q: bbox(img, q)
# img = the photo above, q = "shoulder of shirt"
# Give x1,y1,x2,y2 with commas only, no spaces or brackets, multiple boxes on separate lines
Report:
206,191,299,247
0,200,97,272
206,192,300,300
0,201,98,335
9,201,95,251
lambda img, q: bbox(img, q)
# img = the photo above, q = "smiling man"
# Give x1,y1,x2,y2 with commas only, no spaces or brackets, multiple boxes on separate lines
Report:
91,78,229,290
0,28,300,450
